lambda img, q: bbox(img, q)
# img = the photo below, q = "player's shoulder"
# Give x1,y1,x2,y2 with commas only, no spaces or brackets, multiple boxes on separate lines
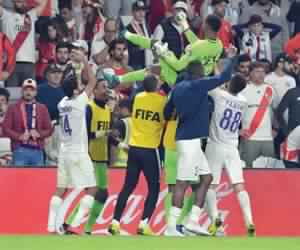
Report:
236,93,248,104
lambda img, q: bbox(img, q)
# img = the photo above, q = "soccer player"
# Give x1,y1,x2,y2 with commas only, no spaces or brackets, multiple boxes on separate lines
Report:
156,14,224,76
65,75,112,234
204,74,256,237
47,49,97,234
103,14,223,88
109,74,167,236
277,86,300,168
163,52,235,236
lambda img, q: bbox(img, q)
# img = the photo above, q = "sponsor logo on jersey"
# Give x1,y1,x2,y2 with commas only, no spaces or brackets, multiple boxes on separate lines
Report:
97,121,110,130
135,109,161,122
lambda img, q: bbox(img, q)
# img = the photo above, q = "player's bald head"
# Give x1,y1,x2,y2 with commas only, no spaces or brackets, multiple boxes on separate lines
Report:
143,74,159,92
228,74,247,95
205,14,222,33
187,61,204,79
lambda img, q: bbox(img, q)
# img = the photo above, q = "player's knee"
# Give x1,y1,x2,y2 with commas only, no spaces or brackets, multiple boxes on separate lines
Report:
201,174,213,186
121,182,137,195
95,189,108,203
191,183,200,192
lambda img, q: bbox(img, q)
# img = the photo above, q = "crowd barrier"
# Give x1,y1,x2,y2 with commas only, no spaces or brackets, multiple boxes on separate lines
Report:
0,168,299,236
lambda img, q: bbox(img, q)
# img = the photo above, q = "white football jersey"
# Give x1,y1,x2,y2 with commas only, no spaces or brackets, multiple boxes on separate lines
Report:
0,9,37,63
58,92,89,153
241,83,274,140
209,88,248,147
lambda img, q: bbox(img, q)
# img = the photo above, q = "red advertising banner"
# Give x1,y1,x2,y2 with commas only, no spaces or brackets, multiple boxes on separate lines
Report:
0,168,300,236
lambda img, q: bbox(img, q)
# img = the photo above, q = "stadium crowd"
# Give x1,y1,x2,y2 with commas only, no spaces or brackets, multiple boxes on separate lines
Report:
1,0,300,168
0,0,300,238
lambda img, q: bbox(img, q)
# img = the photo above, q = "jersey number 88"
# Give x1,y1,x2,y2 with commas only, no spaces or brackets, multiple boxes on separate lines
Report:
219,108,241,133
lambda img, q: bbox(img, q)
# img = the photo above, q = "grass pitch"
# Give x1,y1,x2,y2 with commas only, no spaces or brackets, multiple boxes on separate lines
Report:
1,236,300,250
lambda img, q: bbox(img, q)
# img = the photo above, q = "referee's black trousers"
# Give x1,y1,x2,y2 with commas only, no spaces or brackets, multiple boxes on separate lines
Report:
113,146,161,222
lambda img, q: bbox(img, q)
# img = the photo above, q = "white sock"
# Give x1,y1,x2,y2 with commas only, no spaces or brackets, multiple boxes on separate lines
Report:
47,196,63,232
205,189,218,223
168,207,181,228
188,205,203,224
237,191,253,226
71,195,94,228
139,218,149,228
112,219,120,225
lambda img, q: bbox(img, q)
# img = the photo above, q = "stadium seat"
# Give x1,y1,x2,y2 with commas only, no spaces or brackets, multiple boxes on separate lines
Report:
0,138,12,165
6,87,22,103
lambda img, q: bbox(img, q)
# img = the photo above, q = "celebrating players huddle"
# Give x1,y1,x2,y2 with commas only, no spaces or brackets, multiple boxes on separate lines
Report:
47,13,255,237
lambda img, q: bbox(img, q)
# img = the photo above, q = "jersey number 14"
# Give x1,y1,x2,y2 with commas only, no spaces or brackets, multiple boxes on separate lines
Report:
219,108,241,133
62,115,72,136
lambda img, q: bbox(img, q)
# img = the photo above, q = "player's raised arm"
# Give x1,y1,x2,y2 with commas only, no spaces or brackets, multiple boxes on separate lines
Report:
34,0,49,17
175,10,198,45
70,49,96,98
122,31,152,49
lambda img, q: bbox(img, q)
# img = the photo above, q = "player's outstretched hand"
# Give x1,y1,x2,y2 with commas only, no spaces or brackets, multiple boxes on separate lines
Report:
102,69,121,89
120,30,131,40
152,41,169,57
240,129,251,139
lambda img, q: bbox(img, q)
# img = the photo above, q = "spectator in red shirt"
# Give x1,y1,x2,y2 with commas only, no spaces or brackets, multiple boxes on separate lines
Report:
3,79,53,167
36,20,58,82
209,0,233,50
0,88,10,137
0,87,11,166
0,32,15,86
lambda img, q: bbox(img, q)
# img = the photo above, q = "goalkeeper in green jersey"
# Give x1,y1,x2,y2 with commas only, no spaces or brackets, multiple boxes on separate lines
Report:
103,13,223,89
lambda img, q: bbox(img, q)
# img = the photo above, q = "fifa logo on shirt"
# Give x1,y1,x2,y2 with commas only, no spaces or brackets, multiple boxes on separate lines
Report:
97,121,110,130
135,109,160,122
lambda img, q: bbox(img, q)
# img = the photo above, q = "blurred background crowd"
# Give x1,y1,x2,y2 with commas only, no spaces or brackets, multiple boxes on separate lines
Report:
1,0,300,168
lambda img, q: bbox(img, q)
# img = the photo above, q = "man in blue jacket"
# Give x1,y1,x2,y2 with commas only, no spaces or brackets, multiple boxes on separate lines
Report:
164,50,236,236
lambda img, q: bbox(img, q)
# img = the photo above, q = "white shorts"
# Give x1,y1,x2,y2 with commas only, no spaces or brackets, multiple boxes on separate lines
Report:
176,138,211,182
57,152,96,189
205,141,244,185
280,126,300,163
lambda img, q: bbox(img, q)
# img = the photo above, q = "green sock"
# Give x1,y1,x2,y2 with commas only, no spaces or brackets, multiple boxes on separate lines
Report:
120,69,147,86
65,163,107,228
164,192,173,221
66,204,80,225
84,200,104,233
126,32,152,49
177,192,195,225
